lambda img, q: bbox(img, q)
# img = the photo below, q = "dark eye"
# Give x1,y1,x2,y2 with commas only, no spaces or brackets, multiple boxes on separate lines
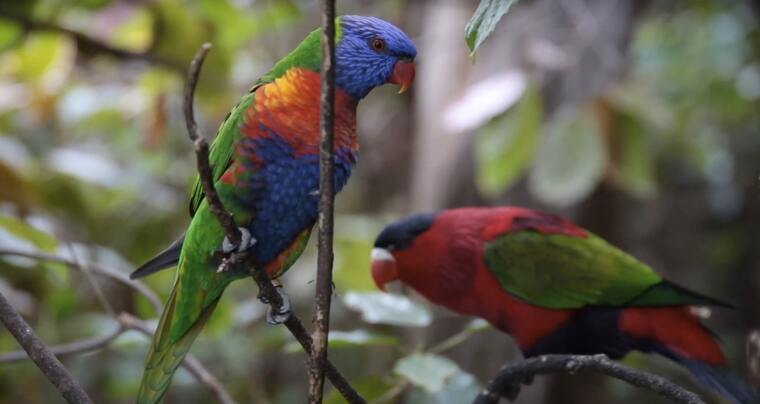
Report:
371,38,385,52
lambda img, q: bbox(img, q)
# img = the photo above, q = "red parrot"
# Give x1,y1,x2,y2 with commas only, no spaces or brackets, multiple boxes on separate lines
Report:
370,206,757,403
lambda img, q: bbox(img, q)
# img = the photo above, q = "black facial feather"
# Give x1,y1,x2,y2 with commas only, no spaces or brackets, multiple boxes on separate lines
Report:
374,212,437,251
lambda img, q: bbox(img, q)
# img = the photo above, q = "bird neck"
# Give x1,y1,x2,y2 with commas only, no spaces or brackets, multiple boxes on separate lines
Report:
246,67,359,156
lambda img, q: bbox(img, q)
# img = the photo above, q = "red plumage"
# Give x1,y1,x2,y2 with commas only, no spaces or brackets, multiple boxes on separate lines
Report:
372,207,756,403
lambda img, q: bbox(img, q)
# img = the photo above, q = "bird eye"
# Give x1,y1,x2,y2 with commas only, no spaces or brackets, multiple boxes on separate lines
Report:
371,38,385,52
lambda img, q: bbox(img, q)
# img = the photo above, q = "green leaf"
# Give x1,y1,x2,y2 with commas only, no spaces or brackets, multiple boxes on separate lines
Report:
0,20,23,50
324,375,394,404
616,113,657,198
407,371,483,404
343,291,432,327
528,110,607,206
465,0,519,55
110,7,153,51
0,214,68,282
394,353,460,393
284,329,398,353
14,32,75,89
606,82,673,133
333,214,386,291
475,85,541,197
0,214,57,251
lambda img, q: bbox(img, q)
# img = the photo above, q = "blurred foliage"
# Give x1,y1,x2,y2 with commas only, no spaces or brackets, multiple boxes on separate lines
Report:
473,3,760,208
0,0,758,403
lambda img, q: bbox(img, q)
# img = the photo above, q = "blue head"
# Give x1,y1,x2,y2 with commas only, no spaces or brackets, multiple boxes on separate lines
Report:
336,15,417,100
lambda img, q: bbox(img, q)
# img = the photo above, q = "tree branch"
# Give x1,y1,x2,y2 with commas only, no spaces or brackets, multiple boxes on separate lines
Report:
0,248,162,314
0,249,237,404
118,313,237,404
183,43,242,253
0,10,183,72
0,323,124,364
309,0,337,402
474,354,705,404
183,43,364,404
0,290,93,404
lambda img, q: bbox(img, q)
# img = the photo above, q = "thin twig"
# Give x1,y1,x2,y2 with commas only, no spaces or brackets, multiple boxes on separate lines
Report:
309,0,338,402
118,313,237,404
248,266,364,403
0,10,183,72
428,322,485,355
0,323,124,363
67,243,116,316
184,43,241,252
748,330,760,389
182,43,364,403
474,354,704,404
0,249,236,403
0,290,93,404
0,249,162,314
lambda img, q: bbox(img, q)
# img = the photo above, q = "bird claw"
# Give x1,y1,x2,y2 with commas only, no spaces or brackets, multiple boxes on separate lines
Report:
264,286,291,325
222,227,256,254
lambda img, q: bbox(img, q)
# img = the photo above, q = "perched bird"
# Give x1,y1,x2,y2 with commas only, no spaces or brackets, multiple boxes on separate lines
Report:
132,16,416,403
371,207,758,404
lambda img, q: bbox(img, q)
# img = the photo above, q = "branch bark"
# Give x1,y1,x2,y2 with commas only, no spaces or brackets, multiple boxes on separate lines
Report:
0,290,93,404
118,313,237,404
0,248,162,314
0,9,183,72
183,43,364,404
474,354,705,404
309,0,337,402
184,43,242,252
0,250,237,404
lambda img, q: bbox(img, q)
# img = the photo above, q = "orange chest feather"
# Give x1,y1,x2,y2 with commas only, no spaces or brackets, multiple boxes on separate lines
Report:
242,68,359,156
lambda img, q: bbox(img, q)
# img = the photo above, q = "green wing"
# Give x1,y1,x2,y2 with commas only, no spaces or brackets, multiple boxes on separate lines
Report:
483,231,725,309
188,84,260,216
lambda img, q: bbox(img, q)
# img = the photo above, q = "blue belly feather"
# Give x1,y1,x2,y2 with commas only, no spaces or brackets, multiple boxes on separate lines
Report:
237,134,355,266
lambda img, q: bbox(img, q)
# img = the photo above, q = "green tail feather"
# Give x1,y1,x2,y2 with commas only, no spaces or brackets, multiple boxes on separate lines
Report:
136,288,221,404
626,280,734,308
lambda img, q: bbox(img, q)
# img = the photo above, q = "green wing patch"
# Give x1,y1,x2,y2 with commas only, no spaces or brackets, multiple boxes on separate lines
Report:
483,231,662,309
189,89,257,216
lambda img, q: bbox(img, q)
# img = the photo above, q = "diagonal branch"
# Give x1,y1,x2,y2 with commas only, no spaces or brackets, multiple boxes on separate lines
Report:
0,290,93,404
0,10,183,72
183,43,364,404
0,323,124,364
183,43,241,252
0,249,236,404
118,313,237,404
309,0,338,402
474,354,704,404
0,249,162,314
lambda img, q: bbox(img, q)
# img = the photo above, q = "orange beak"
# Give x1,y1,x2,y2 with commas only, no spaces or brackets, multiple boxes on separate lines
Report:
371,248,398,292
389,60,415,94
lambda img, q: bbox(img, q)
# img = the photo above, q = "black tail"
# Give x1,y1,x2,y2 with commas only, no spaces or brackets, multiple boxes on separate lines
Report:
130,236,184,279
677,357,759,404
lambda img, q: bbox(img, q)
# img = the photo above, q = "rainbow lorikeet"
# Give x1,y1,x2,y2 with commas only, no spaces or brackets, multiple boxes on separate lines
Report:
131,16,416,403
371,207,758,404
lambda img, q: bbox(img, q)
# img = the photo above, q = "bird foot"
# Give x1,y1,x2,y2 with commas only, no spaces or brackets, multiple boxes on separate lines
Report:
217,228,256,273
261,286,291,325
222,227,256,254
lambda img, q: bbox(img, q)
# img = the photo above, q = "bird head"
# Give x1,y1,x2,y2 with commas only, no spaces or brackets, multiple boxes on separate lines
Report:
371,212,435,292
264,16,416,100
336,15,417,99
